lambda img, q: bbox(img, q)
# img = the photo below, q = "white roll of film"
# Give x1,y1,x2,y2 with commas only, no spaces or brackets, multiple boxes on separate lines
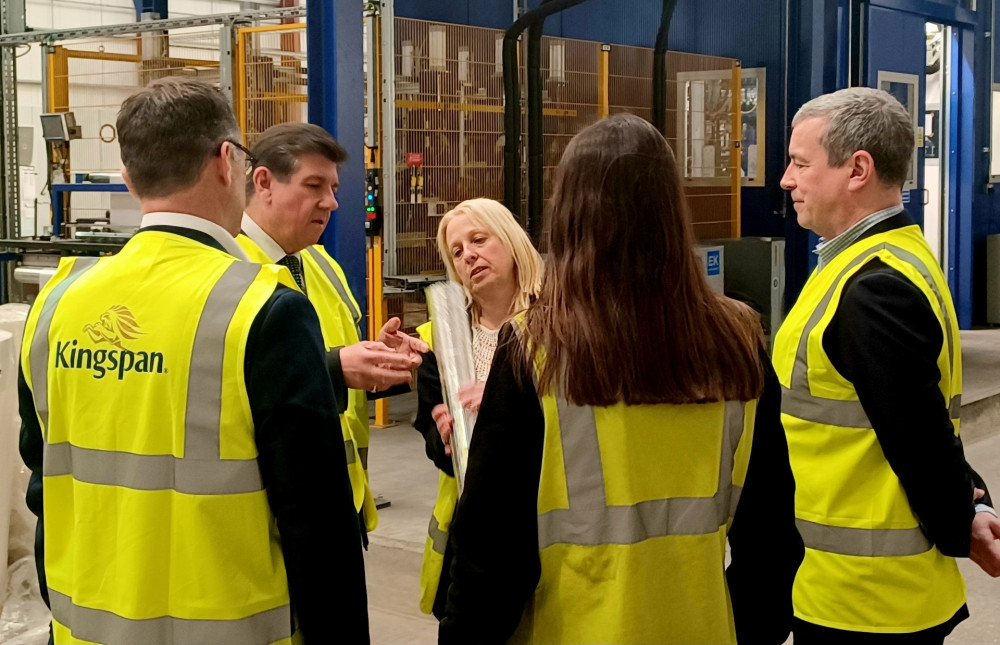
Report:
425,282,477,490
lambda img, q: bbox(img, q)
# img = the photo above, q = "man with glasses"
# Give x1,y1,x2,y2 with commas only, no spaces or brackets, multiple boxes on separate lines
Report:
18,78,368,644
237,122,427,541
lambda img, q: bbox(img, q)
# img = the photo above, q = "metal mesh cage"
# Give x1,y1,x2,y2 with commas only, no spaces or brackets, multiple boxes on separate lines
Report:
235,22,307,148
610,45,741,240
386,19,741,330
391,18,508,279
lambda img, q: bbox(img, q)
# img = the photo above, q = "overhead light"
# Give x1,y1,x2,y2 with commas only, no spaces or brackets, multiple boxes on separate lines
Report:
549,39,566,84
429,25,447,72
458,46,470,83
495,33,504,77
402,40,414,78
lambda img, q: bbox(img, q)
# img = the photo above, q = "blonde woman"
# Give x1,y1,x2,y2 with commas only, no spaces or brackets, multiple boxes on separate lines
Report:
412,198,543,619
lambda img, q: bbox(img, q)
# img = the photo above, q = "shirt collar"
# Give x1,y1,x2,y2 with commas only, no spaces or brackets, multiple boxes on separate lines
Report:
140,212,250,261
241,213,300,263
814,204,904,269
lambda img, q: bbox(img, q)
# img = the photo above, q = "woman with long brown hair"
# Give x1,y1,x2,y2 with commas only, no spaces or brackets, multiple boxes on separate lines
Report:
438,114,802,644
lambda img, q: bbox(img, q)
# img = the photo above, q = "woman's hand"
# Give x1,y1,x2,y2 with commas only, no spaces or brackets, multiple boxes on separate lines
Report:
458,382,486,413
434,383,485,457
432,404,454,456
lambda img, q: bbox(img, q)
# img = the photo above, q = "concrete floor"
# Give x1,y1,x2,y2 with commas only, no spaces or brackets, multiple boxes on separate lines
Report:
4,331,1000,644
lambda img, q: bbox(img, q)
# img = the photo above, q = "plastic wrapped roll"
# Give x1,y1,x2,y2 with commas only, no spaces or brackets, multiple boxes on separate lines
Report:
425,282,476,490
0,304,30,616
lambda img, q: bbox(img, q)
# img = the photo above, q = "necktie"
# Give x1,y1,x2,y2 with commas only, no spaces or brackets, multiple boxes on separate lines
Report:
278,255,306,292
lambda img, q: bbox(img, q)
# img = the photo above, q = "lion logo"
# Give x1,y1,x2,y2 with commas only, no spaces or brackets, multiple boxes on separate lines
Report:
83,305,145,349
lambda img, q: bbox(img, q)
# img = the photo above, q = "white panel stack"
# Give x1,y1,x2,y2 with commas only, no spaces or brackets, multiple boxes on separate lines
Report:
0,304,30,615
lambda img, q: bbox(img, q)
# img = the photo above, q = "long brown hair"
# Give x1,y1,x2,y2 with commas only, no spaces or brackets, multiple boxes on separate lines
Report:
523,114,765,406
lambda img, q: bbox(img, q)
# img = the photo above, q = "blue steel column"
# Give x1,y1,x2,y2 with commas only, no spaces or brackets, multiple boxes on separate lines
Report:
954,26,974,329
309,0,367,329
132,0,167,19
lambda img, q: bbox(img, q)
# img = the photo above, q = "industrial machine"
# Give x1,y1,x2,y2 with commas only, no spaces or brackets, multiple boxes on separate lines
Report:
709,236,786,339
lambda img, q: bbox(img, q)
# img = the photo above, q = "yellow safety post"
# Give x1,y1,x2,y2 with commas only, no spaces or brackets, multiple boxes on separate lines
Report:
47,45,69,112
369,16,391,428
368,235,391,427
598,44,610,119
730,61,742,239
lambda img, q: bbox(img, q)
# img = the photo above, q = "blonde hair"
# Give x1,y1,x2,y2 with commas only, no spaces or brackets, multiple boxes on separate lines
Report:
435,198,544,320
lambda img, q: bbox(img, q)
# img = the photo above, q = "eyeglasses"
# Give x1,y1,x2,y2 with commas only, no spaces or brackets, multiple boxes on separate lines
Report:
223,140,257,175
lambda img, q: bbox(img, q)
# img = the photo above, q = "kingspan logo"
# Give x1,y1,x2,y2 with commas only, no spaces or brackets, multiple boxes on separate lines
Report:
54,306,165,380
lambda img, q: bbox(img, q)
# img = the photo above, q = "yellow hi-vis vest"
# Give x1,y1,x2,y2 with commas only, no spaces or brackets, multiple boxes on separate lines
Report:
238,236,378,532
772,224,965,633
510,317,756,644
414,321,460,615
20,231,299,645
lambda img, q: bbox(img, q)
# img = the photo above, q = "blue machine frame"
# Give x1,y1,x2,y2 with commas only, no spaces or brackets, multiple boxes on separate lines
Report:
50,182,131,238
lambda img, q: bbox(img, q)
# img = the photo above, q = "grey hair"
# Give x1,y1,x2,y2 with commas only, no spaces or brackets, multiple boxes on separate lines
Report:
792,87,914,187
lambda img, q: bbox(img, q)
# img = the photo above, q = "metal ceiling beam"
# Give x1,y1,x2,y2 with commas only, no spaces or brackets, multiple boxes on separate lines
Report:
0,5,305,45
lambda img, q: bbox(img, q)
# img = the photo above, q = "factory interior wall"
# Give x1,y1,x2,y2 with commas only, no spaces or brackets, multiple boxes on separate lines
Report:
8,0,1000,324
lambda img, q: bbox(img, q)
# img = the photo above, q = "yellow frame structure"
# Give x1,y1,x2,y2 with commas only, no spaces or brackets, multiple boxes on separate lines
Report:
46,42,219,113
234,22,307,143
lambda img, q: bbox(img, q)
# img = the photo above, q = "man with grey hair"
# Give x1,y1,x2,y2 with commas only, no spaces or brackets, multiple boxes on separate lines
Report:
18,78,368,644
773,86,1000,643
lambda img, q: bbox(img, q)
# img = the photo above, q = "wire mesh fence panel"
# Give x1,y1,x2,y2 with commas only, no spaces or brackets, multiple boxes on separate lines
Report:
667,51,741,240
392,19,508,275
608,44,654,124
236,23,307,148
532,36,600,250
610,45,741,241
390,19,510,331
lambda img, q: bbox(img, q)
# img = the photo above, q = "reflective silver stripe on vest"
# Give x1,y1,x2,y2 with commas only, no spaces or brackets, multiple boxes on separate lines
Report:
358,446,369,471
428,515,448,555
796,518,932,557
537,398,746,550
303,246,362,329
185,261,260,459
345,439,356,465
782,242,960,428
49,589,292,645
30,257,100,433
42,442,263,496
40,260,265,496
783,241,955,558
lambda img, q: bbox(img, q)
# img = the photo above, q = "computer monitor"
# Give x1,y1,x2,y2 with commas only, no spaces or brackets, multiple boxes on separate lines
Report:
39,113,80,141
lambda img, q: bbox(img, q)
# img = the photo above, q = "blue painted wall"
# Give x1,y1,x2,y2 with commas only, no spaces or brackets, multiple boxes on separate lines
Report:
395,0,513,28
